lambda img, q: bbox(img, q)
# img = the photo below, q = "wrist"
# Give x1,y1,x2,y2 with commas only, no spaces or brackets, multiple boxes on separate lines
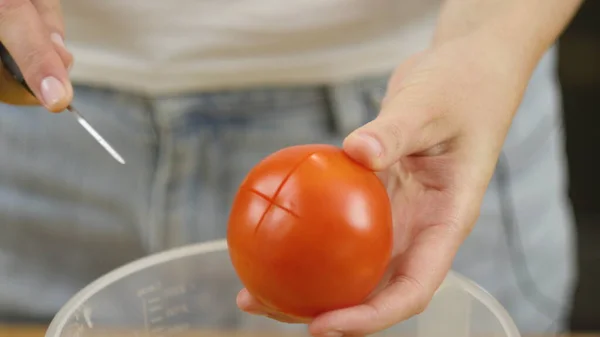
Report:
433,0,583,72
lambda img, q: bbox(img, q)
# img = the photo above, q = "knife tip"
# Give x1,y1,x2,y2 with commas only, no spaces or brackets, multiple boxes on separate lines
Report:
114,154,126,165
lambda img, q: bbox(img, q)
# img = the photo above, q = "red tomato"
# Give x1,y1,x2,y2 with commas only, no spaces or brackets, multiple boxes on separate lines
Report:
227,144,393,318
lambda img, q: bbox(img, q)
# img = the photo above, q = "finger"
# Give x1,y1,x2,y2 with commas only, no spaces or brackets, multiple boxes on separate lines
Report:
236,288,267,314
51,32,73,70
31,0,73,69
237,289,312,324
0,0,73,112
343,94,456,171
31,0,64,35
309,223,467,336
265,312,309,324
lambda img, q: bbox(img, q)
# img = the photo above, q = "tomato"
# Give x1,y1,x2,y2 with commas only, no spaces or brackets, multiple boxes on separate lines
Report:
227,144,393,318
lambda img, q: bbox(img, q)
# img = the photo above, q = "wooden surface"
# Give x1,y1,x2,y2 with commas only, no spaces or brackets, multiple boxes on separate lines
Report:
0,325,47,337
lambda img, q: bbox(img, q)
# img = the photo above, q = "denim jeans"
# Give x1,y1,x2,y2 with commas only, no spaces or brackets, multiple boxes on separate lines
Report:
0,47,575,333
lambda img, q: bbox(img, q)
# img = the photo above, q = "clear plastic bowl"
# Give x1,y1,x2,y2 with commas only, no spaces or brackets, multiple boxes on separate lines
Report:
46,239,521,337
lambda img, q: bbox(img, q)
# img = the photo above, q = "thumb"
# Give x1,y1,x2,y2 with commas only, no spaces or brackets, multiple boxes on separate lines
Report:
342,114,412,171
343,91,454,171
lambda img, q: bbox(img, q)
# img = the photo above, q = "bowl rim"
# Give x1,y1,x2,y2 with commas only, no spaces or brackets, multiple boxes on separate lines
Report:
45,239,520,337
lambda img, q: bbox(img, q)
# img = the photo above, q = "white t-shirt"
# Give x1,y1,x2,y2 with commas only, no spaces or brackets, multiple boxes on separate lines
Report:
63,0,442,95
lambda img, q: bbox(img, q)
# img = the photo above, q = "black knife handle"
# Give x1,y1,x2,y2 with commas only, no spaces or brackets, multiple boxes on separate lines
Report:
0,42,35,96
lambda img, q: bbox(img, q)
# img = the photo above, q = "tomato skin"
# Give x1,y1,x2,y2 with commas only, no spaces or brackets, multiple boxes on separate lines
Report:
227,144,393,318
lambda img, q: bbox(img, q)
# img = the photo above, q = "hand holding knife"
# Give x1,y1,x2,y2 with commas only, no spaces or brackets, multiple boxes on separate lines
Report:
0,42,125,165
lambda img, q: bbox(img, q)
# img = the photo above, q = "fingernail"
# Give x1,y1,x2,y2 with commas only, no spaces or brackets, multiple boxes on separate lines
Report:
356,133,383,158
40,76,67,108
50,33,66,48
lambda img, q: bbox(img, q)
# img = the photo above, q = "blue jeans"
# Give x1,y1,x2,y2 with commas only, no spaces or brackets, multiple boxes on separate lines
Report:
0,47,575,333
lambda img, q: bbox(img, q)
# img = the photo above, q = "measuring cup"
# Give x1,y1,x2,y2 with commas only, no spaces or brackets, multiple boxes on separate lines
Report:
45,239,521,337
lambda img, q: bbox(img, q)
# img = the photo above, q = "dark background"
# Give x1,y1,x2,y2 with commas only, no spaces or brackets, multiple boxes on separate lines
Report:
559,0,600,331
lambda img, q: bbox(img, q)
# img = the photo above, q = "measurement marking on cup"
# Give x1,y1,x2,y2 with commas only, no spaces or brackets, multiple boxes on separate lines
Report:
148,305,163,313
138,283,162,337
138,283,192,337
165,304,189,317
147,297,161,304
163,285,186,297
137,283,162,297
141,299,150,337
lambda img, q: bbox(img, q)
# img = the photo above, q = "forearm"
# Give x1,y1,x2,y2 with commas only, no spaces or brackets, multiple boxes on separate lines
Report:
433,0,583,67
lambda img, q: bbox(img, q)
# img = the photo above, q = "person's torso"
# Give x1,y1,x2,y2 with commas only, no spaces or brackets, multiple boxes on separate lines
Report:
63,0,442,94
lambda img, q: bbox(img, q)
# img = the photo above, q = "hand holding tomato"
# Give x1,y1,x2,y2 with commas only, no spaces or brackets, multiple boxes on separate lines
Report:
236,18,542,336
